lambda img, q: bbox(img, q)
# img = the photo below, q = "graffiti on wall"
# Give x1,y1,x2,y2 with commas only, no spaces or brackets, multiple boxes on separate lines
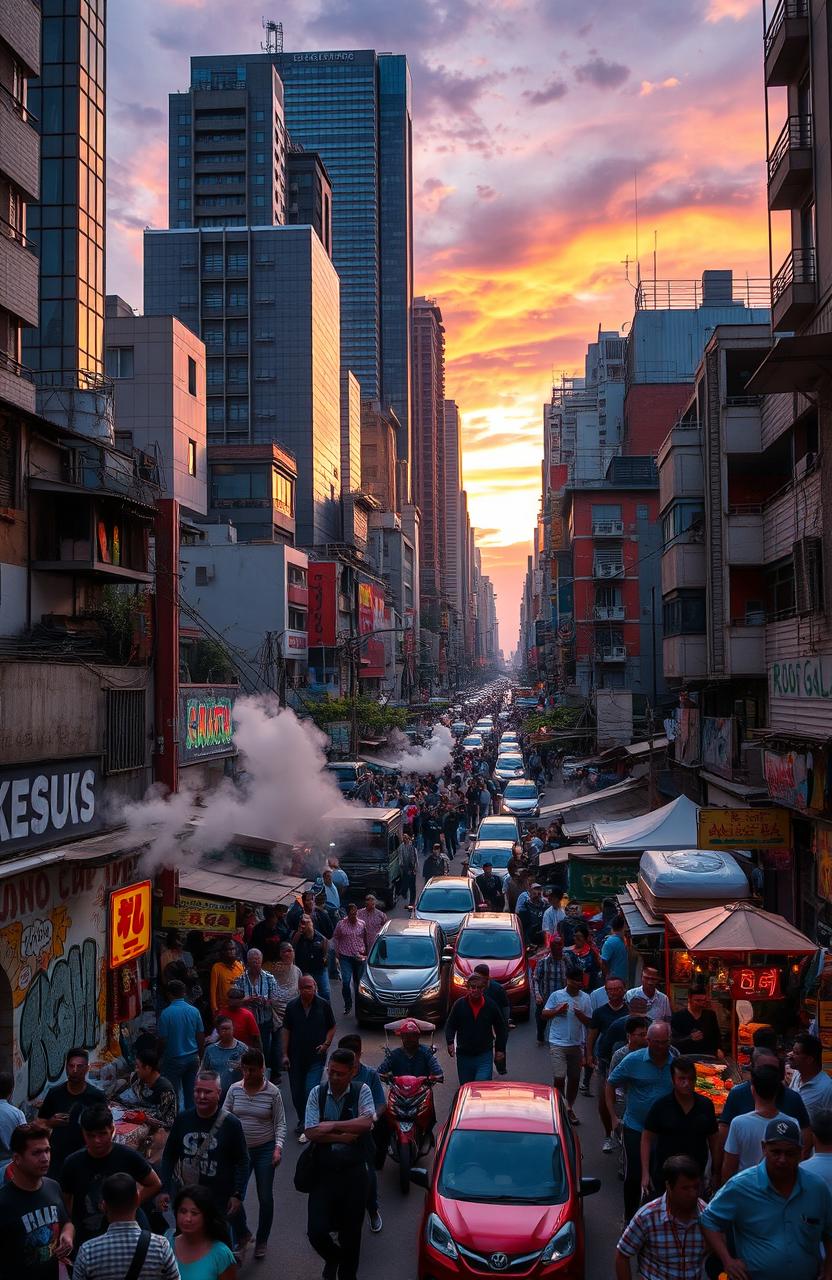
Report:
19,939,100,1097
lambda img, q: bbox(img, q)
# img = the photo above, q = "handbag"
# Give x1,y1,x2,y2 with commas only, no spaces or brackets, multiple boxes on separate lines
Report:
293,1141,319,1193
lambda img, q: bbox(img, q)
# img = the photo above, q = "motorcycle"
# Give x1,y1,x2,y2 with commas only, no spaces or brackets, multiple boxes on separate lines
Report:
381,1019,440,1194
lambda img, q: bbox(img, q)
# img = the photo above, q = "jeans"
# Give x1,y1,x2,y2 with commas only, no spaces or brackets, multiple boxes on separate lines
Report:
162,1053,199,1109
232,1141,277,1245
535,1004,546,1043
309,968,331,1002
289,1059,325,1126
257,1022,273,1069
444,828,457,857
308,1166,368,1280
621,1125,643,1221
339,955,363,1012
456,1050,493,1085
400,870,417,907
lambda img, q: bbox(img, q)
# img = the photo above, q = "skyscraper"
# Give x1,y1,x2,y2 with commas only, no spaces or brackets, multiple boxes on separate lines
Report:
24,0,106,379
412,296,445,607
274,49,413,473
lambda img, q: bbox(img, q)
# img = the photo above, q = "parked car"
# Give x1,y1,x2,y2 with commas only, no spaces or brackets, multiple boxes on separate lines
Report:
499,730,519,746
561,756,585,781
449,912,531,1019
461,735,484,753
325,760,371,797
501,778,541,821
465,840,515,881
476,814,521,844
356,918,448,1026
412,1080,600,1279
415,877,484,941
450,721,468,737
493,753,525,787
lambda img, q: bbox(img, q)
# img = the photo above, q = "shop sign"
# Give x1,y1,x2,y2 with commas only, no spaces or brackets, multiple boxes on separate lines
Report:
284,629,308,661
307,562,337,647
357,581,385,637
770,656,832,701
178,686,236,764
702,717,734,780
729,966,781,1000
0,757,103,856
568,859,635,900
764,748,810,811
697,807,791,852
109,880,151,968
161,893,236,934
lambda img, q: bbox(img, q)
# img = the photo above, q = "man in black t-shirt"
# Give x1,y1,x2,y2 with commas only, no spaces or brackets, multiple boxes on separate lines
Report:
670,987,723,1057
60,1104,160,1250
38,1047,105,1177
0,1123,72,1280
283,976,337,1132
158,1070,248,1223
641,1056,719,1192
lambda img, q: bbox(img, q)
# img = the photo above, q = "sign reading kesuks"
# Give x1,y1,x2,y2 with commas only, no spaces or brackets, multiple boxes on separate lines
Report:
0,758,102,855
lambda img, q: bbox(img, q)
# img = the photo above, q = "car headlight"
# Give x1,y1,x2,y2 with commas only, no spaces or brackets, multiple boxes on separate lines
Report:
507,973,526,988
541,1221,576,1263
426,1213,458,1260
358,978,373,997
452,967,468,987
422,982,442,999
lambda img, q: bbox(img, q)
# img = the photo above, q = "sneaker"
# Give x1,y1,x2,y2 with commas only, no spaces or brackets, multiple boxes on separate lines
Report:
254,1244,268,1261
602,1137,615,1154
369,1209,383,1233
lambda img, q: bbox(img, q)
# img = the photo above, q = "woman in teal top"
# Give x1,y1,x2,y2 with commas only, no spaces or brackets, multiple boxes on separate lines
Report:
167,1185,238,1280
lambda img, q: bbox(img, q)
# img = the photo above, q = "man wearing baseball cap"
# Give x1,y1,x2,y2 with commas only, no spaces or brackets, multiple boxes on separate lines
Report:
379,1021,444,1083
701,1115,832,1280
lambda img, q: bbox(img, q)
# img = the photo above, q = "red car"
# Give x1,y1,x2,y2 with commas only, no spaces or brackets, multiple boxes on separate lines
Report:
450,912,531,1020
412,1081,600,1279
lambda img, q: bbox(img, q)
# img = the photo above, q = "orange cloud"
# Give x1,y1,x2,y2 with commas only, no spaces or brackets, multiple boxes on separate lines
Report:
706,0,758,20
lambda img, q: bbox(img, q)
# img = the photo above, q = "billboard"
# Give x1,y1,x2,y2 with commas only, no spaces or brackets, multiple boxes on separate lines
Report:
307,562,337,647
357,581,385,636
697,807,790,852
178,685,236,765
0,757,103,856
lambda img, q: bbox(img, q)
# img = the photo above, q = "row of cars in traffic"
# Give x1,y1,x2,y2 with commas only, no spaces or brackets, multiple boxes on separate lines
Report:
456,717,544,822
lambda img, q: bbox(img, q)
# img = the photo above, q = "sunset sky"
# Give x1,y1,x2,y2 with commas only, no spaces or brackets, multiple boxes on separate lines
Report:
108,0,773,649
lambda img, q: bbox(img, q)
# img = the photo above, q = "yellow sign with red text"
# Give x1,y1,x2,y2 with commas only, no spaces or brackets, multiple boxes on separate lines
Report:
696,807,791,852
109,880,151,968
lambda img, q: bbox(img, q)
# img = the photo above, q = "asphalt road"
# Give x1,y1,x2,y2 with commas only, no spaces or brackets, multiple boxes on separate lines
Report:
245,779,626,1280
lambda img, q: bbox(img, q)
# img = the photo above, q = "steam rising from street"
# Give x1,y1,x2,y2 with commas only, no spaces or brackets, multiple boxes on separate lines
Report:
383,722,454,775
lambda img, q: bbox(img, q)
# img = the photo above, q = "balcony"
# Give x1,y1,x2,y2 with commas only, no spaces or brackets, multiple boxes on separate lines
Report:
0,220,38,326
0,348,35,413
765,0,810,86
0,84,40,201
593,558,624,579
594,604,625,621
596,645,627,663
30,486,153,585
728,623,765,675
723,399,762,453
772,247,816,333
592,520,624,537
661,540,706,594
663,633,707,681
726,510,764,564
768,115,813,210
0,0,40,77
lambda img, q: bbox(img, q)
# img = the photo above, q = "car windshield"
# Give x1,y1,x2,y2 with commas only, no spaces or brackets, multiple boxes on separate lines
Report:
457,928,522,959
439,1130,567,1204
479,822,519,840
497,754,523,764
505,783,537,799
368,935,436,969
469,848,512,870
418,888,474,912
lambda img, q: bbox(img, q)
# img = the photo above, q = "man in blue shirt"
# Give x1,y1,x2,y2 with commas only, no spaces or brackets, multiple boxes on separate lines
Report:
157,979,205,1108
606,1020,673,1221
702,1116,832,1280
600,914,629,983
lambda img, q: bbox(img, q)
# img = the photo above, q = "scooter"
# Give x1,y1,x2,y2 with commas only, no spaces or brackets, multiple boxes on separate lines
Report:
381,1019,439,1195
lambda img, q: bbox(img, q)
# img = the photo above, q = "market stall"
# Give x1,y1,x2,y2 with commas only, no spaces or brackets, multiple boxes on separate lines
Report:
665,901,817,1068
592,794,700,853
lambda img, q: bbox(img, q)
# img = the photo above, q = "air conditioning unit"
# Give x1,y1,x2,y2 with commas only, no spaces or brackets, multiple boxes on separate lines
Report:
794,451,817,482
611,645,627,660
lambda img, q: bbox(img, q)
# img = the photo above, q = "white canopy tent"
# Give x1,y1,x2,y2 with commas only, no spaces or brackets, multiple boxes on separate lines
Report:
591,794,700,853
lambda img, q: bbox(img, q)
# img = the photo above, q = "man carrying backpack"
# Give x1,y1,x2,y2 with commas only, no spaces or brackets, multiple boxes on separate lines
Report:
303,1049,375,1280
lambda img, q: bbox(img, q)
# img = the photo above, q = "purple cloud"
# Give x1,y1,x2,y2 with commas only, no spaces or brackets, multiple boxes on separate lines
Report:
523,76,568,106
575,56,630,88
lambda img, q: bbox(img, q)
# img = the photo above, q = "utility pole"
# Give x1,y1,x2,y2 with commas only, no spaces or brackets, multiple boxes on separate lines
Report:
647,700,657,811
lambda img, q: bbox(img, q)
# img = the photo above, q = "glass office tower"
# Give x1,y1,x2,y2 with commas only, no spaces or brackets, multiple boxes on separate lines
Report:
25,0,106,378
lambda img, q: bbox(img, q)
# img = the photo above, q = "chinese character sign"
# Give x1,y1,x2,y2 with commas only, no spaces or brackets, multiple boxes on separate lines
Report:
109,880,151,968
729,966,781,1000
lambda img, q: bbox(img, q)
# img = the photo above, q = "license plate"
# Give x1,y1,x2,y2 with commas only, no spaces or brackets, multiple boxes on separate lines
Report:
386,1006,408,1017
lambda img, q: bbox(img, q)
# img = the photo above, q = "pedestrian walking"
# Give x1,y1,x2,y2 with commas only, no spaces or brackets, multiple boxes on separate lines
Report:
338,1033,386,1234
293,913,331,1002
606,1021,674,1221
640,1056,719,1196
625,967,671,1022
166,1184,238,1280
615,1154,708,1280
234,948,280,1068
266,941,301,1076
37,1047,106,1177
423,842,445,880
303,1049,375,1280
586,977,629,1151
202,1015,248,1096
600,914,630,983
357,895,387,952
223,1049,285,1259
209,939,245,1019
541,955,592,1126
333,902,369,1015
157,979,206,1110
283,975,337,1137
445,971,508,1084
399,833,418,908
721,1064,791,1179
71,1172,179,1280
803,1108,832,1192
0,1123,73,1280
60,1104,161,1251
533,935,567,1046
788,1032,832,1124
702,1116,832,1280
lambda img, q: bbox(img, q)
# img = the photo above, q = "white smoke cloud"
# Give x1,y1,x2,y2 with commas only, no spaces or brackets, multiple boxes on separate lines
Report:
382,723,455,776
121,695,350,874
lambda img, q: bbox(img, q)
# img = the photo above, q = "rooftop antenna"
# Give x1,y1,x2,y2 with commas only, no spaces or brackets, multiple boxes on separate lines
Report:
262,17,283,53
634,170,641,285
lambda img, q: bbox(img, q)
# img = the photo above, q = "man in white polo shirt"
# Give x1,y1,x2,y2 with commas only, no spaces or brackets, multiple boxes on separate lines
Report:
626,967,671,1023
789,1033,832,1124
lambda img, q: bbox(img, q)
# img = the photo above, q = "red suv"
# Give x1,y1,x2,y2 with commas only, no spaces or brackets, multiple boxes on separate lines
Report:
412,1081,599,1278
450,912,531,1020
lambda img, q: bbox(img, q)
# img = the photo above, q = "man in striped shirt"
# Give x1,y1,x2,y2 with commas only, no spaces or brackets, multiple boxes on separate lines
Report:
615,1154,707,1280
223,1048,286,1260
234,948,280,1068
71,1172,178,1280
532,935,566,1046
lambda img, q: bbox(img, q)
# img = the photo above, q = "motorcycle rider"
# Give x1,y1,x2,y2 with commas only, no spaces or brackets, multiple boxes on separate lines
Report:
379,1021,444,1083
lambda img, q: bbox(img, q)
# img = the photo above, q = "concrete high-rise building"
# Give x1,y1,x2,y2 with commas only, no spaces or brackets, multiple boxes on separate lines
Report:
0,0,40,413
412,297,445,608
25,0,106,379
169,57,287,230
442,399,464,610
144,224,342,547
274,49,414,472
286,147,332,257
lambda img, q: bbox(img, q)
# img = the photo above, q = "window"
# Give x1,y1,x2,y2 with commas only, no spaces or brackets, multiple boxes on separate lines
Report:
227,289,247,308
663,591,706,636
637,504,649,520
288,564,307,587
178,113,191,125
273,469,294,516
662,501,705,547
211,463,269,504
177,155,189,168
591,503,621,522
177,177,190,189
0,420,18,508
253,110,265,121
105,346,134,378
202,253,223,272
202,287,222,310
254,131,265,143
187,356,197,396
794,538,823,614
288,608,306,631
252,196,266,207
105,689,146,773
766,558,796,621
252,174,265,186
177,198,189,210
187,438,197,476
226,253,247,271
178,135,189,146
